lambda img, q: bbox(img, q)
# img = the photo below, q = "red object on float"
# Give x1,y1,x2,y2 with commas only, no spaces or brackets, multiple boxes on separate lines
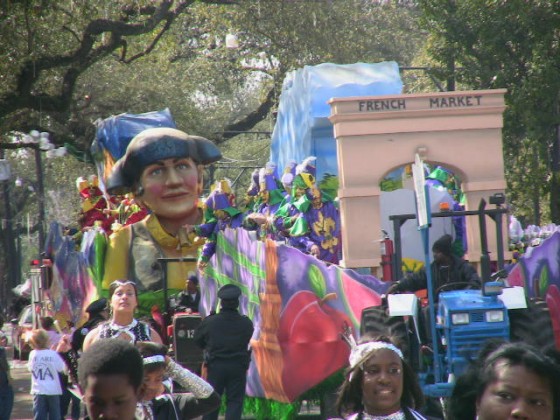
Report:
380,231,394,282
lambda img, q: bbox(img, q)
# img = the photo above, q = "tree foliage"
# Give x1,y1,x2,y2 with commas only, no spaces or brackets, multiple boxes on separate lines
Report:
0,0,236,150
417,0,560,224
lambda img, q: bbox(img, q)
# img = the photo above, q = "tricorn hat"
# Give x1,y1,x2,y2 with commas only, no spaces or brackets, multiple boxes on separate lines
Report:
106,127,222,195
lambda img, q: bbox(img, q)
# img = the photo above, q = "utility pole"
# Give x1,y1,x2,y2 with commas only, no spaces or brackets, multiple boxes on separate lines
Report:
0,152,18,305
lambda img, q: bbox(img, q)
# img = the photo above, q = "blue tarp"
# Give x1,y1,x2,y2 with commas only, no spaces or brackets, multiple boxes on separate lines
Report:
90,108,177,189
92,108,176,162
269,62,403,183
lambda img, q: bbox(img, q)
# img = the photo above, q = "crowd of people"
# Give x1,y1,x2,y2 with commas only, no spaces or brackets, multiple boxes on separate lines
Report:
331,334,560,420
3,126,556,420
182,155,342,270
0,281,253,420
3,281,559,420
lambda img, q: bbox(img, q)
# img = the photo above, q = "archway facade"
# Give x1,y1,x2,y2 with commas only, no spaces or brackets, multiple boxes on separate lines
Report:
328,89,509,272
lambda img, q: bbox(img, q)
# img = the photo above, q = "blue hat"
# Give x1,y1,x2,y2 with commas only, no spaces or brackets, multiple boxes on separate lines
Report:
217,284,241,300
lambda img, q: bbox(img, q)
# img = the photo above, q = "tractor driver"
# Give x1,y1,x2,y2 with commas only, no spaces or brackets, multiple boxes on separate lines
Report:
387,234,481,302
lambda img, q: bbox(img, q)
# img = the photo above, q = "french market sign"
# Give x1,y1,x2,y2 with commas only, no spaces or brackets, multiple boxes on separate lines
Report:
357,94,484,112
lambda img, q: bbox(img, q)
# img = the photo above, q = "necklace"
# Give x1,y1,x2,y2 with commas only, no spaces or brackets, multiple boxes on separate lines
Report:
360,409,405,420
109,318,137,331
108,319,138,341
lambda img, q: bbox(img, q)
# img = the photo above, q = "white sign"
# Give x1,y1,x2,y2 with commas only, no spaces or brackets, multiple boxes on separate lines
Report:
388,293,418,316
412,154,429,228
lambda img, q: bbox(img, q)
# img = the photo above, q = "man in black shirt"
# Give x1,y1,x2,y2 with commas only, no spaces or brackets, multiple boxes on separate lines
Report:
170,275,201,314
194,284,254,420
388,234,481,302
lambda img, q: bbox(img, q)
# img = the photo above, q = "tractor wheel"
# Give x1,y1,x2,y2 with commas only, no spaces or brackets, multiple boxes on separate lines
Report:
360,306,410,359
509,298,555,352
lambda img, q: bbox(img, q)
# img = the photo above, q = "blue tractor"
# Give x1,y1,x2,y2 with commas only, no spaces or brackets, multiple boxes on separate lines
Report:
360,200,555,412
405,272,513,398
360,270,554,419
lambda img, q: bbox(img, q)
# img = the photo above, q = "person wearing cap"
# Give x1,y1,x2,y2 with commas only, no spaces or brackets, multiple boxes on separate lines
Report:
240,168,261,213
193,284,254,420
71,298,108,353
101,127,221,314
169,275,201,314
274,156,341,264
244,165,287,241
387,234,481,302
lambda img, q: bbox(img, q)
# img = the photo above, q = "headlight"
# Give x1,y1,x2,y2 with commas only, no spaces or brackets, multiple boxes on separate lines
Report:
485,310,504,323
451,313,469,325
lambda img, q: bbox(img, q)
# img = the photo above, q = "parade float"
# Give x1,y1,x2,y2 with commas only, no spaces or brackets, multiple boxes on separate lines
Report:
39,61,560,419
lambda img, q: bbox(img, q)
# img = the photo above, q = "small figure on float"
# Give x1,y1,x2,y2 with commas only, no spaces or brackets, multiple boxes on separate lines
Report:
244,164,287,241
187,179,245,271
274,157,318,235
107,193,149,233
76,175,115,234
280,160,297,197
275,156,341,264
240,168,261,213
426,165,467,257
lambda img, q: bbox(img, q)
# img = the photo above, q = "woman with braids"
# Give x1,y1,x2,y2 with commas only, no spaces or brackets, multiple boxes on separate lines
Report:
135,341,220,420
333,335,426,420
83,280,162,351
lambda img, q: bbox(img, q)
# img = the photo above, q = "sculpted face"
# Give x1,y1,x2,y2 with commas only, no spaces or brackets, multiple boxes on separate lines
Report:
311,187,322,209
476,360,554,420
214,209,228,220
361,349,404,416
138,157,202,228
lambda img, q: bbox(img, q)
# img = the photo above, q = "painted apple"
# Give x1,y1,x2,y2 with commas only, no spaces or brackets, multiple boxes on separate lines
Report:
278,290,352,402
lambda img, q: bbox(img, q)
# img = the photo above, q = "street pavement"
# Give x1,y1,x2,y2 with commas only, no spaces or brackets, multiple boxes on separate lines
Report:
9,357,34,420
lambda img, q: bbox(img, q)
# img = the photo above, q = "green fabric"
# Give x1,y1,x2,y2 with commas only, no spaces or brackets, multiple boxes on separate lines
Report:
223,207,242,217
289,216,309,237
267,189,286,206
427,167,449,183
274,200,292,218
91,230,107,289
293,195,311,213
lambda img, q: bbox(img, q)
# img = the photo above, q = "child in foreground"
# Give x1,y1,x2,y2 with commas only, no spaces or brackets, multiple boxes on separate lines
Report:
78,339,144,420
27,328,65,420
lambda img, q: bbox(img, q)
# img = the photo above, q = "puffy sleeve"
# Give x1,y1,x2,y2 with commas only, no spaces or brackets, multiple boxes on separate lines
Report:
102,227,132,289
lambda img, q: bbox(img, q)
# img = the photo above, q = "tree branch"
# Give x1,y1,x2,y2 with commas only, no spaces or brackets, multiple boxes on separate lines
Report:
0,1,235,119
219,86,277,141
